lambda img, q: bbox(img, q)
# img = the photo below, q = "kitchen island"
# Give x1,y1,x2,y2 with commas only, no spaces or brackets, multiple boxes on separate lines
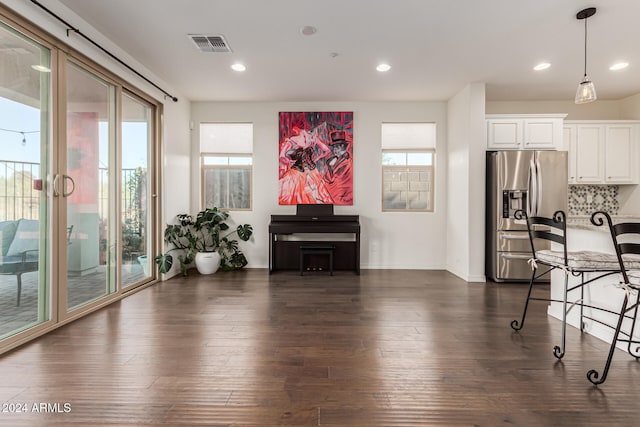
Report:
548,216,640,350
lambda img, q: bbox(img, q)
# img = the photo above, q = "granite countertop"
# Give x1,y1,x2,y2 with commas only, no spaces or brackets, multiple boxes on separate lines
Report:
567,214,640,230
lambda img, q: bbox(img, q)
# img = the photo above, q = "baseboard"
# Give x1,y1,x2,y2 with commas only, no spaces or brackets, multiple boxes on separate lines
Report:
446,266,486,282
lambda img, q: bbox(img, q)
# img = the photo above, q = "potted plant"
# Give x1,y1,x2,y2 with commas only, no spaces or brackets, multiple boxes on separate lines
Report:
155,207,253,276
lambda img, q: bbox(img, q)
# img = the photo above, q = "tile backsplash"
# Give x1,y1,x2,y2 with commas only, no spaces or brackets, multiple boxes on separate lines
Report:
568,185,619,216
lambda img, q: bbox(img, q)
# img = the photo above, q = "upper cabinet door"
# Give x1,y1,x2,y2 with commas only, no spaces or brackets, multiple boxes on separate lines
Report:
563,125,577,184
605,124,637,184
575,125,604,184
524,118,560,149
487,119,522,149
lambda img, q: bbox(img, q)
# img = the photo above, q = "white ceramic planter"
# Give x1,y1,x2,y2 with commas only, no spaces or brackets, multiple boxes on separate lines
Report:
195,251,221,275
137,255,150,276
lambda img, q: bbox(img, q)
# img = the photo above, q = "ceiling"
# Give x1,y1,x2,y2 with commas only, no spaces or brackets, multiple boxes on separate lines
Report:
51,0,640,103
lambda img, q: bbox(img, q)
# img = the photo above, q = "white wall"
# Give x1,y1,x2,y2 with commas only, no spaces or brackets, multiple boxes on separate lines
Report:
467,84,487,281
2,0,192,278
617,93,640,214
190,101,449,270
486,100,622,120
446,83,486,282
160,101,191,277
620,93,640,119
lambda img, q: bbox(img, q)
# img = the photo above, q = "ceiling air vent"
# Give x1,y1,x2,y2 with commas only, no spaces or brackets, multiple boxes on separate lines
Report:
188,34,232,53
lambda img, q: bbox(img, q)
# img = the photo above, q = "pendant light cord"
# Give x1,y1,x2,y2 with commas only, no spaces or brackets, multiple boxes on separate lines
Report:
583,16,588,78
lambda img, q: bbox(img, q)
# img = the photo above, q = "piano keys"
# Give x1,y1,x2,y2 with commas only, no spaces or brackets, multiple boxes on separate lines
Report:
269,204,360,274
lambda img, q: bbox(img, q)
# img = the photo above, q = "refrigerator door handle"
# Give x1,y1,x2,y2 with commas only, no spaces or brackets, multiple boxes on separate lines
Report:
500,253,533,260
536,157,543,215
527,159,536,217
526,161,532,216
501,233,530,240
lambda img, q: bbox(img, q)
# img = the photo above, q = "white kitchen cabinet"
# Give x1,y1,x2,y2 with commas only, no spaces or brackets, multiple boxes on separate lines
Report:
575,124,604,184
563,125,577,184
486,118,521,149
486,114,565,150
605,124,636,183
564,121,639,184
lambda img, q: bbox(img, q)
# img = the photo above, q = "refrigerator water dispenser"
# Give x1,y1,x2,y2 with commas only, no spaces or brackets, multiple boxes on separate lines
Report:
502,190,528,219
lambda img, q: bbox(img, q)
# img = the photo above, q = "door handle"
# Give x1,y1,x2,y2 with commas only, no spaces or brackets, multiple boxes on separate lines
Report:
500,253,532,260
536,159,543,215
62,174,75,197
500,234,529,240
52,174,60,197
527,159,536,217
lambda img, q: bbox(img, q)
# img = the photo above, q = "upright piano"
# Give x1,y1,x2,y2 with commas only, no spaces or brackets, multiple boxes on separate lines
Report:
269,204,360,274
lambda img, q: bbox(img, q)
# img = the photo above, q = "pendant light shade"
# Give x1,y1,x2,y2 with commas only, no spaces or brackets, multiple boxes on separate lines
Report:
575,76,597,104
575,7,597,104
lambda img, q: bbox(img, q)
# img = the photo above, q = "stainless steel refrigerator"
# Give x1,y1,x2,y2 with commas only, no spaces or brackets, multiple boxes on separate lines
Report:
485,150,568,282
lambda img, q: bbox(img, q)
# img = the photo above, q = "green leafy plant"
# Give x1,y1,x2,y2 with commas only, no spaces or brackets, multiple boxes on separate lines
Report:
155,207,253,275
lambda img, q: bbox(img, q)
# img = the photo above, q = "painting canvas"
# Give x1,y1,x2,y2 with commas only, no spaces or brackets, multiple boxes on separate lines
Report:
278,112,353,205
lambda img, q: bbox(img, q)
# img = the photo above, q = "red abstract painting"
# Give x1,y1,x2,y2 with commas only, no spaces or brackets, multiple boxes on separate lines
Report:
278,112,353,205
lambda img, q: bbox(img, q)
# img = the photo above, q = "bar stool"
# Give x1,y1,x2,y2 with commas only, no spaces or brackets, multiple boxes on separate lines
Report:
299,245,335,276
586,211,640,385
510,209,621,360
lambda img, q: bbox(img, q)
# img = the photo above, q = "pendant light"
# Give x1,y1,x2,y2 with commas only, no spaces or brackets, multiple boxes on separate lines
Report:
575,7,597,104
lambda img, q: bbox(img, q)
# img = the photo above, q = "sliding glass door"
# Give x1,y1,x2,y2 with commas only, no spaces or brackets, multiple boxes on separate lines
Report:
0,6,160,350
0,22,52,339
62,60,117,313
121,93,154,288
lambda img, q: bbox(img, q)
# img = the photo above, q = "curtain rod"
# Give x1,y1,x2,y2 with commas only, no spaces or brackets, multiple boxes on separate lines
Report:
29,0,178,102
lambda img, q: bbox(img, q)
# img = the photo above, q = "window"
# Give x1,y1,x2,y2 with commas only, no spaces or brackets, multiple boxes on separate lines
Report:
200,123,253,210
381,123,436,212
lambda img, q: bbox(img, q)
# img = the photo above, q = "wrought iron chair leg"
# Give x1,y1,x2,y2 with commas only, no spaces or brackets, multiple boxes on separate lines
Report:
626,293,640,359
587,293,628,385
553,273,569,359
580,274,585,332
511,268,536,331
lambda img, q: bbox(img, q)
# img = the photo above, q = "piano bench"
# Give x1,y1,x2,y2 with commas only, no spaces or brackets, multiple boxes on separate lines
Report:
299,245,335,276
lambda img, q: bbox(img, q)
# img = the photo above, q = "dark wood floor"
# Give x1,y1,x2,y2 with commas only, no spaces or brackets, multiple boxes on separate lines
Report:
1,269,639,426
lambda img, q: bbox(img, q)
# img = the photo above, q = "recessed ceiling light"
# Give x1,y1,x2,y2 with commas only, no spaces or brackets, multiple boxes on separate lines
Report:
31,64,51,72
610,62,629,71
231,63,246,72
376,63,391,72
533,62,551,71
300,26,317,36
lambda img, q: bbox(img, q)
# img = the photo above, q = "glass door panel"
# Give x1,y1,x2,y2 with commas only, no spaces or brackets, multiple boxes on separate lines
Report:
64,61,116,311
121,93,153,287
0,23,51,338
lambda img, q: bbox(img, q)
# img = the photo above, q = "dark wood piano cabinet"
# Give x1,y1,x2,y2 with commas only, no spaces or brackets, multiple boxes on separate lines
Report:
269,204,360,274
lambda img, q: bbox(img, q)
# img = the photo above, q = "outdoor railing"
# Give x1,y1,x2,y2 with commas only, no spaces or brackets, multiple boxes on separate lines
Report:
0,160,40,221
0,160,144,226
